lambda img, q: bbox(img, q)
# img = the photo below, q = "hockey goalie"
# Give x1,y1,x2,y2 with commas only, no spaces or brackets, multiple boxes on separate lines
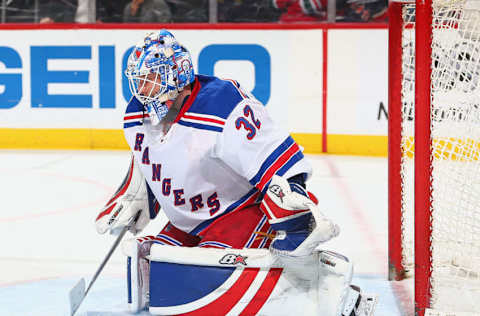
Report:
95,29,377,315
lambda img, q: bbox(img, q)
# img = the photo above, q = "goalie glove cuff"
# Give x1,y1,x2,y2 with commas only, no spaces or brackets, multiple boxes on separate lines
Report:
261,175,339,256
260,174,315,231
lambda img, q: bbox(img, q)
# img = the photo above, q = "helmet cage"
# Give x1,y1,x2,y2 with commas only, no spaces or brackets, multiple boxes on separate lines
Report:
124,30,195,122
127,58,177,105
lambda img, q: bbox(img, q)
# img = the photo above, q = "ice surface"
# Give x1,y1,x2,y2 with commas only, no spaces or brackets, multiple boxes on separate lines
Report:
0,150,412,315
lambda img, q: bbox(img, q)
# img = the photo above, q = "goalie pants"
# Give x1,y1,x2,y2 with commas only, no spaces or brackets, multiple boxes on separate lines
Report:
153,204,273,250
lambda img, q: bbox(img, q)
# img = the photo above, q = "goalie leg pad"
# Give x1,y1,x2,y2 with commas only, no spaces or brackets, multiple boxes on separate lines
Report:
144,245,366,316
147,245,314,315
123,222,200,313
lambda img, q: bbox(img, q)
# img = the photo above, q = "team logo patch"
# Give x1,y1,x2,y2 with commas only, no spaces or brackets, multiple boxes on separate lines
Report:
219,254,248,266
269,184,285,202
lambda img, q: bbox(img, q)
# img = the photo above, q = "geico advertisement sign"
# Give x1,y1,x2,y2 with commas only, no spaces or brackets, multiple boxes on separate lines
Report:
0,43,270,109
0,29,322,129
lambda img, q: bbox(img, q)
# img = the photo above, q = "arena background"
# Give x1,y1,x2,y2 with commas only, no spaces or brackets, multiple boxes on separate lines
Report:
0,23,388,156
0,21,411,316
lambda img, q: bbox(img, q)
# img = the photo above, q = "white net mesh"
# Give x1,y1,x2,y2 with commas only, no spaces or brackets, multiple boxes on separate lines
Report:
400,0,480,312
400,2,416,275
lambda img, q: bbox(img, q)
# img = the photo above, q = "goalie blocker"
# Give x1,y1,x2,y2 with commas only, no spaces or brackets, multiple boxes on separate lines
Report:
123,240,377,316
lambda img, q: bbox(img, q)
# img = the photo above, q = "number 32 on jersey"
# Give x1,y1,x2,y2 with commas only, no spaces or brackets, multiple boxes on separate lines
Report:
235,104,261,140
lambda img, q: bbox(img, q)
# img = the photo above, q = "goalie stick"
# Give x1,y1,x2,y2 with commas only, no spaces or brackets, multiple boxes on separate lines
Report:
69,212,140,316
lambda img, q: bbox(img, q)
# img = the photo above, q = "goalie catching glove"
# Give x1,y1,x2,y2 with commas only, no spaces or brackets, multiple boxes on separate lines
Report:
260,175,340,257
95,155,160,235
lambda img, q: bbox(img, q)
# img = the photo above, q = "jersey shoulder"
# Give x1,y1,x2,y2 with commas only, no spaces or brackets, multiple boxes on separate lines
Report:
176,75,254,133
188,75,250,120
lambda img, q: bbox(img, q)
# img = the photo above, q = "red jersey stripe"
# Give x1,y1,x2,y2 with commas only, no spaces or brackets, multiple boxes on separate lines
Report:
174,78,201,123
225,78,248,99
124,113,148,121
257,143,300,191
183,114,225,125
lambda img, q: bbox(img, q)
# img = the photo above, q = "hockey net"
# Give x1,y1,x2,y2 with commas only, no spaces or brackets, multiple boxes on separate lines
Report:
389,0,480,315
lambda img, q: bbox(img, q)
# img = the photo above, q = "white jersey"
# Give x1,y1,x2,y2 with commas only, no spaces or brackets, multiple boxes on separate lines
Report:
123,75,312,234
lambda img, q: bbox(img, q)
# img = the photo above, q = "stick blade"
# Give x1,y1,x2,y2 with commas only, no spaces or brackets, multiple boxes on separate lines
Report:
69,278,86,316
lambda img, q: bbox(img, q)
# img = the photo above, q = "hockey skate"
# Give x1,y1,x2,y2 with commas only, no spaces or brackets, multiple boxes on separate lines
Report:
343,285,377,316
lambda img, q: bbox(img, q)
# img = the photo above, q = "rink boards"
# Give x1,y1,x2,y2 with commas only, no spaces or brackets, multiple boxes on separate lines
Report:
0,24,388,155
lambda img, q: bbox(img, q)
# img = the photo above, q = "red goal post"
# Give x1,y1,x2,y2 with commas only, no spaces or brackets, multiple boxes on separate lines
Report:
389,0,480,315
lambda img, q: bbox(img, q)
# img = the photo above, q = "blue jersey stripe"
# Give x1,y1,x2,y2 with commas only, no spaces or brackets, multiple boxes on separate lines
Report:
277,151,304,177
124,121,143,129
156,234,182,246
259,227,272,248
189,188,258,235
198,241,232,248
178,120,223,132
249,136,295,186
259,150,304,195
245,215,267,248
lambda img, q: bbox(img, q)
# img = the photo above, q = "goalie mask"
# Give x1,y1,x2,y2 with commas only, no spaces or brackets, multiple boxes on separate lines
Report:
125,29,195,123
